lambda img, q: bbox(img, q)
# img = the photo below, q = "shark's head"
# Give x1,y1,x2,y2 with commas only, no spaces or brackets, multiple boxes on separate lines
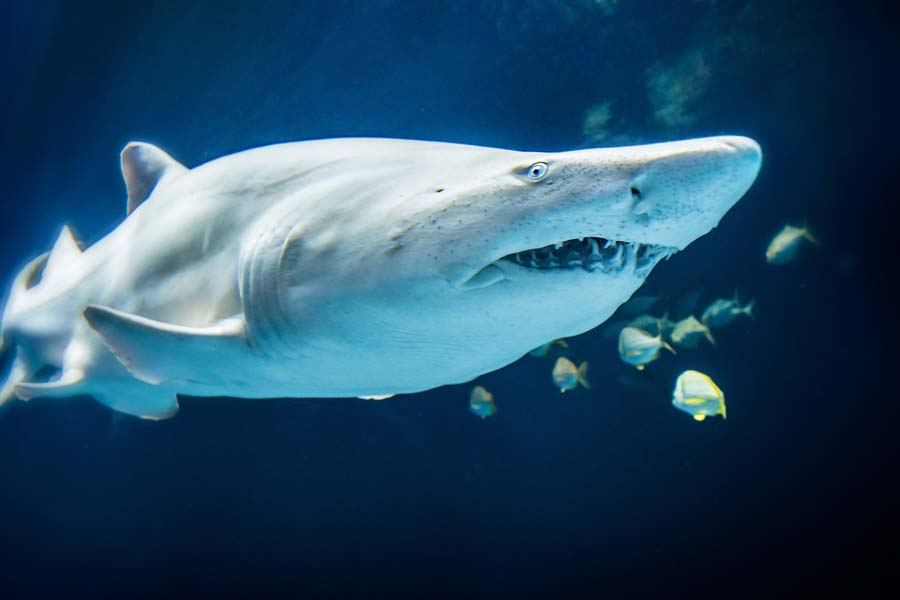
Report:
245,136,761,391
429,135,763,284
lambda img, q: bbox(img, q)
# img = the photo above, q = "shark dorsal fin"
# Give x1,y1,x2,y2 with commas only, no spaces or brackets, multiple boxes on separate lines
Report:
120,142,188,215
44,225,82,281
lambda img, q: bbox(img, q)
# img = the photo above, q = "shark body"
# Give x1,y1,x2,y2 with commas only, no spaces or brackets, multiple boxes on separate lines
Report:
0,136,761,418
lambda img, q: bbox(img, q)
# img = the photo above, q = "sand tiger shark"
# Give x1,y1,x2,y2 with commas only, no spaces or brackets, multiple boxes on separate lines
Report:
0,135,761,419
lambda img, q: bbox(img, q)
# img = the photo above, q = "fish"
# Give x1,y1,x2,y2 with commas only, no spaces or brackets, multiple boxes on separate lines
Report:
552,357,590,392
0,135,760,418
468,385,497,419
528,338,568,357
670,316,716,349
627,313,675,338
671,369,726,421
358,394,395,401
765,224,820,265
701,291,755,328
617,325,675,370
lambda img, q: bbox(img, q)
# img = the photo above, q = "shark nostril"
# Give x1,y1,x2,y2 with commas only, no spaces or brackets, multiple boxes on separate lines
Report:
630,187,641,200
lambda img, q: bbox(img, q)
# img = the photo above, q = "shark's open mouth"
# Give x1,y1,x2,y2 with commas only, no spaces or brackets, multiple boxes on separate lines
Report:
500,237,675,277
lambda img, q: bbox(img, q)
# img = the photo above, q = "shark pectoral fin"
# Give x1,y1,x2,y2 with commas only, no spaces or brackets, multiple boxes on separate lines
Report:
83,305,247,385
15,368,85,401
0,357,28,406
121,142,188,214
94,387,180,421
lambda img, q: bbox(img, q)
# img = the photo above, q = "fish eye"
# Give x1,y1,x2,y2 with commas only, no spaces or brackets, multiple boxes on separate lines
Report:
525,162,549,181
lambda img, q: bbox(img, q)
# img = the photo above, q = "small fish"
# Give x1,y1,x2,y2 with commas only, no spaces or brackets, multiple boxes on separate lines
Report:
628,313,675,338
701,292,755,328
670,315,716,349
469,385,497,419
358,394,395,401
765,224,820,265
617,326,675,370
552,357,589,392
618,293,662,317
528,338,569,357
672,370,726,421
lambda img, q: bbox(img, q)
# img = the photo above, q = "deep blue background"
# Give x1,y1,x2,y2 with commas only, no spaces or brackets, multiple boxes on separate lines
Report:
1,1,896,596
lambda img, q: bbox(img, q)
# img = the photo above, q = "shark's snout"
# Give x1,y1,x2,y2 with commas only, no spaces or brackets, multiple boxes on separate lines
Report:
627,135,762,249
720,135,763,159
715,136,763,189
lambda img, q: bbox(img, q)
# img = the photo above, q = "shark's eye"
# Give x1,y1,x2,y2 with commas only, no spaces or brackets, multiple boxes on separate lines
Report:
526,162,549,181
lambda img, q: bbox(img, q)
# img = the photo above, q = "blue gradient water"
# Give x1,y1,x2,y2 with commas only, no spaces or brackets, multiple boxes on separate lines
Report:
1,1,895,596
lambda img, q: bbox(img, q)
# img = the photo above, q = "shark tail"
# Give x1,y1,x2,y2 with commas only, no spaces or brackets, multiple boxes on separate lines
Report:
1,252,49,408
1,226,83,408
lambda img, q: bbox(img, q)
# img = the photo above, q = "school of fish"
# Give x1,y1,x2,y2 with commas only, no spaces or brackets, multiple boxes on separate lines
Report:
464,221,818,422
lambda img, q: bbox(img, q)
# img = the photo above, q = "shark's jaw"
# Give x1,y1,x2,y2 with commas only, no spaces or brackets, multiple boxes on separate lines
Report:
498,237,675,278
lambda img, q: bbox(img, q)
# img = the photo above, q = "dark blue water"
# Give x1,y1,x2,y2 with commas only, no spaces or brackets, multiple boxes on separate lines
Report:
1,1,896,596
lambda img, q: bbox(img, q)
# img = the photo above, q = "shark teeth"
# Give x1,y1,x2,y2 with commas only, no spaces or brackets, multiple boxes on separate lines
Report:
502,237,674,276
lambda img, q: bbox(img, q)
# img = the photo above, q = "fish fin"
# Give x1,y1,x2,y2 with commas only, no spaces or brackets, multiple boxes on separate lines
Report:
83,305,246,385
660,310,670,326
693,414,706,421
719,400,727,420
577,362,590,389
743,299,756,320
14,368,85,400
556,339,569,348
802,227,821,246
94,387,180,421
0,356,29,406
704,327,717,346
636,364,645,371
44,226,82,281
662,339,677,355
121,142,188,215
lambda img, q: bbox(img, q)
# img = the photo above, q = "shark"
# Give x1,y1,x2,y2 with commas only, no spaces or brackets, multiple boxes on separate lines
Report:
0,135,761,419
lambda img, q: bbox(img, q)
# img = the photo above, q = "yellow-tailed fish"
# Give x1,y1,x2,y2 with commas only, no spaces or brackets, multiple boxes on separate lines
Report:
628,312,675,338
552,357,589,392
672,370,726,421
468,385,497,419
701,291,755,328
670,315,716,349
765,224,820,265
617,325,675,370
